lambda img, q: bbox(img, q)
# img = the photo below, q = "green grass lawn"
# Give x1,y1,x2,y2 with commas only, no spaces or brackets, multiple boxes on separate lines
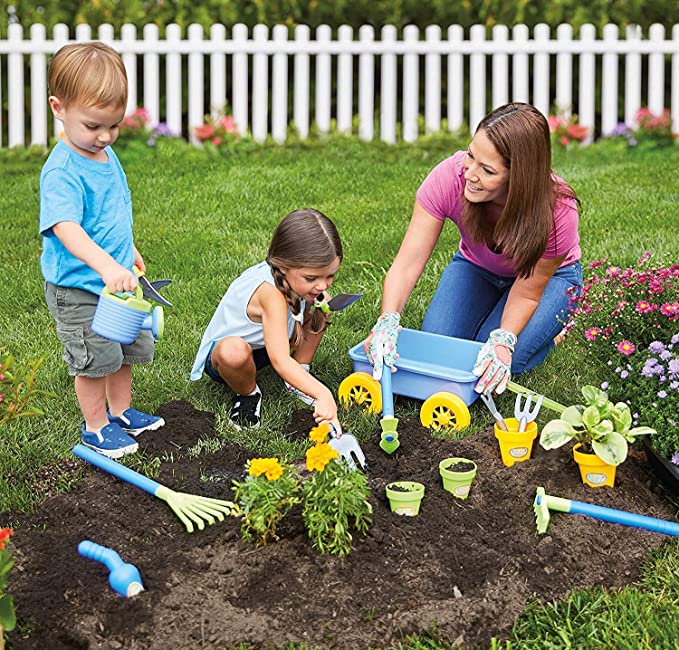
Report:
1,135,678,648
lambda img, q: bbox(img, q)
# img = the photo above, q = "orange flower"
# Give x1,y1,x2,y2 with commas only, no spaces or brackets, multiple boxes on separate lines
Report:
306,442,338,472
0,527,13,550
248,457,284,480
309,422,331,444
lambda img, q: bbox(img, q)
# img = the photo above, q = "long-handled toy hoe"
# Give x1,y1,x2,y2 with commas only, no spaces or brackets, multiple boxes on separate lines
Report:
534,486,679,536
73,444,240,533
379,367,400,454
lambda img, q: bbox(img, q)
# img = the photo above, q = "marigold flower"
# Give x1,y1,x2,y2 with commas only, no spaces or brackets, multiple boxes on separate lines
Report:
306,442,338,472
248,457,283,480
309,422,331,444
617,340,636,356
0,527,13,550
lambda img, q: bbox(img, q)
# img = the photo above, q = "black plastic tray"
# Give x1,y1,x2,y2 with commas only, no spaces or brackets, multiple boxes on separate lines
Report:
642,438,679,497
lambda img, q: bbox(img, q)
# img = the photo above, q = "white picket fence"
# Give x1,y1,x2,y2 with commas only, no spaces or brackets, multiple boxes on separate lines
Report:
1,21,679,148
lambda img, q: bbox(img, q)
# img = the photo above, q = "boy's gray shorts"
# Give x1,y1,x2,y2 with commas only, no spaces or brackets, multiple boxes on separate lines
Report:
45,282,155,378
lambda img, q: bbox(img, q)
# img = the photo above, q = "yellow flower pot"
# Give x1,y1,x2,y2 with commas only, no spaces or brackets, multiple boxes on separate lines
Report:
573,443,617,488
494,417,538,467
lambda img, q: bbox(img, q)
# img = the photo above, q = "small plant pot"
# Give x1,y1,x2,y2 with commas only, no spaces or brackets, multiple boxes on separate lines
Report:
573,443,617,488
385,481,424,516
494,418,538,467
439,458,477,499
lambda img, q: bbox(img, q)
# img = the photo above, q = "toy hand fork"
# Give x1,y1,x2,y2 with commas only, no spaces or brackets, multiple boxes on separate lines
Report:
73,444,240,533
514,392,544,432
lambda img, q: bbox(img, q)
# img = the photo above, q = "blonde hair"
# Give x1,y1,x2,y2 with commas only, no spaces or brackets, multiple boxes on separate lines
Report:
461,103,577,278
267,209,343,352
48,42,128,109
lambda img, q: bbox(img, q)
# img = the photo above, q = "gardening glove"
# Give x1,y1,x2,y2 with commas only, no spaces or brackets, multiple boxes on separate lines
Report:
367,312,401,381
473,328,517,395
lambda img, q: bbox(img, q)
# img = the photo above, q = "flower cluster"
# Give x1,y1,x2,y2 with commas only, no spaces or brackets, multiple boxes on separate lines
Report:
306,423,339,472
248,457,284,481
194,114,240,148
548,112,589,148
0,528,16,634
604,122,638,147
634,107,675,146
117,106,178,147
602,334,679,461
564,253,679,463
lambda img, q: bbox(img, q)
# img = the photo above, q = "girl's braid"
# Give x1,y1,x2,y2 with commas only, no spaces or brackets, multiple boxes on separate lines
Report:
270,264,304,351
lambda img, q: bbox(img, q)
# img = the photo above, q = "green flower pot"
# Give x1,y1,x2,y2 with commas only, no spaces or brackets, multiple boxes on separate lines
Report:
439,457,477,500
385,481,425,516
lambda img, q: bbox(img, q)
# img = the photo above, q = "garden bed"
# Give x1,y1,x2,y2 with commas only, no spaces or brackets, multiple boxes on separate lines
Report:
8,400,676,650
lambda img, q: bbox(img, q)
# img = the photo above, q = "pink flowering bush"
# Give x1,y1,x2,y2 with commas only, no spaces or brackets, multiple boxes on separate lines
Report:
634,107,675,147
194,113,240,151
548,112,589,148
118,107,178,147
564,252,679,461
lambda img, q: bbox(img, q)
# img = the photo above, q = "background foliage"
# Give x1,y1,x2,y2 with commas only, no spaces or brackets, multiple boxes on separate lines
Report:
2,0,679,37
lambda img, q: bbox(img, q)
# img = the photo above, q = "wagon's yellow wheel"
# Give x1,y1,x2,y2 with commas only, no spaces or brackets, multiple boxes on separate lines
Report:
420,392,470,432
338,372,382,415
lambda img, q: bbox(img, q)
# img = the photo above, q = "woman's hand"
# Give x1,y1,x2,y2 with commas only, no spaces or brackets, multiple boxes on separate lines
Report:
473,328,517,394
366,312,401,380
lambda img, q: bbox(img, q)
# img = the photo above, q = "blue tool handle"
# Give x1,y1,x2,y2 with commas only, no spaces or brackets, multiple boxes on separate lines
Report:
381,367,394,418
72,444,161,496
78,540,123,571
569,500,679,536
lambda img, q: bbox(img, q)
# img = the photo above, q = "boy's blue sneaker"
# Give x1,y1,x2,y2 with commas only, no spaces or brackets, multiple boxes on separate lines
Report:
108,407,165,437
81,423,139,459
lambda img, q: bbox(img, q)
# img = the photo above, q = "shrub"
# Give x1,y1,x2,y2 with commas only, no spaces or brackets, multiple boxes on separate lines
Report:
0,528,16,638
634,107,675,147
0,351,54,427
548,112,589,148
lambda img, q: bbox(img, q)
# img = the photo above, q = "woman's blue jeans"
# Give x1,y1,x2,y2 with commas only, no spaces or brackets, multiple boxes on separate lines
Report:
421,252,582,375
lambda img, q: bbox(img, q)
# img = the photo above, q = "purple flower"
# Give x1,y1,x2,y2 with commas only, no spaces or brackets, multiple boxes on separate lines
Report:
620,370,629,379
660,350,672,361
668,359,679,377
672,333,679,345
601,381,609,390
658,390,668,398
672,452,679,466
649,341,666,354
670,381,679,390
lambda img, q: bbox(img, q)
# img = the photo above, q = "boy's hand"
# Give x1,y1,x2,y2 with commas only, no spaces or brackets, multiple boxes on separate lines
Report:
102,262,138,294
133,247,146,274
313,388,338,426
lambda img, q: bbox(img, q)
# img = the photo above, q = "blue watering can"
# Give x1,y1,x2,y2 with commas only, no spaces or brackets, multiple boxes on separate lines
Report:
91,286,164,344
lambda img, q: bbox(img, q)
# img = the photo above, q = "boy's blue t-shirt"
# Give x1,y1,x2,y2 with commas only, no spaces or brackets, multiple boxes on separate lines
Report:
39,139,134,296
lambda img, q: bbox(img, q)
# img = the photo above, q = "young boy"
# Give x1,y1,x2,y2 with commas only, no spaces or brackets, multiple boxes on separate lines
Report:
40,42,164,458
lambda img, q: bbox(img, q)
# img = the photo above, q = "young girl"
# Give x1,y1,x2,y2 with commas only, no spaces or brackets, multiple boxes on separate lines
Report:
191,209,343,430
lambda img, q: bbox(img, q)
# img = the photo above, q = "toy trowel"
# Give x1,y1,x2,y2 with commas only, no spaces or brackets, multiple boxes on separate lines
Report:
134,266,173,307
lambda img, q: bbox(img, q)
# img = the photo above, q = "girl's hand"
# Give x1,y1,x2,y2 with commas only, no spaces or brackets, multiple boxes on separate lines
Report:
313,388,337,426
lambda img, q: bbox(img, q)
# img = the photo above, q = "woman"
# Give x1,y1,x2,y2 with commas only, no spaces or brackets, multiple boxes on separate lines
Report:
366,103,582,395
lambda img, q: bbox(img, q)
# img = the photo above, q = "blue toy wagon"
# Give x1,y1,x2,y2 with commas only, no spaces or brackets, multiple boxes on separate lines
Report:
339,328,483,431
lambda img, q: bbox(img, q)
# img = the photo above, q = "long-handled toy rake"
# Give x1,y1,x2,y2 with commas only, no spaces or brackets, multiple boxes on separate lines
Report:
73,444,240,533
533,486,679,536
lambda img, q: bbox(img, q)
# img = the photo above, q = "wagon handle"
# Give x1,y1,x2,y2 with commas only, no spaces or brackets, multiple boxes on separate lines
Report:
506,381,565,415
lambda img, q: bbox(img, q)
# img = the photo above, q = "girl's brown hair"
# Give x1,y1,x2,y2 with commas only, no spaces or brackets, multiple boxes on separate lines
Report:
461,102,578,278
48,42,128,109
267,209,343,351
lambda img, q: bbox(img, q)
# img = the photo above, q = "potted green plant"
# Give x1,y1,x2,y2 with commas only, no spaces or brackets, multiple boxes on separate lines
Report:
539,385,655,487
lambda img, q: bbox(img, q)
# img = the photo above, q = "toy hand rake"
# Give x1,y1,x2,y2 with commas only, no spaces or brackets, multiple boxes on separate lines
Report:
73,444,240,533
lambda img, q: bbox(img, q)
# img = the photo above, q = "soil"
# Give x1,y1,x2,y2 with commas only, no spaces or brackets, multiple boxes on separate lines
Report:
7,399,678,650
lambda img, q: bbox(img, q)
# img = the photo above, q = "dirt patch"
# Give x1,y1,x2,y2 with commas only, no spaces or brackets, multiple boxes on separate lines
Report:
7,399,676,649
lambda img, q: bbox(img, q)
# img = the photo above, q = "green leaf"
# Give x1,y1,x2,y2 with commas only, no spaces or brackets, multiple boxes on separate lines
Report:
0,593,16,631
590,420,614,438
582,405,601,429
540,420,575,449
627,426,656,437
561,405,584,427
581,385,600,403
592,432,628,466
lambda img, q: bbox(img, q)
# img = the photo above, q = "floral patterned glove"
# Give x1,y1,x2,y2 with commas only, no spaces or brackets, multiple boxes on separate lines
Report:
367,312,401,380
473,328,517,395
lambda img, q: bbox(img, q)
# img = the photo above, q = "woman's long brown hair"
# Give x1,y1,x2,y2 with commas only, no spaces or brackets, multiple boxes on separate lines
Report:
267,209,343,352
460,103,577,278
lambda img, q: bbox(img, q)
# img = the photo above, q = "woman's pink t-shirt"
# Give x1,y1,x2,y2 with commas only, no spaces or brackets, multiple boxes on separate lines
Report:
415,150,581,277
